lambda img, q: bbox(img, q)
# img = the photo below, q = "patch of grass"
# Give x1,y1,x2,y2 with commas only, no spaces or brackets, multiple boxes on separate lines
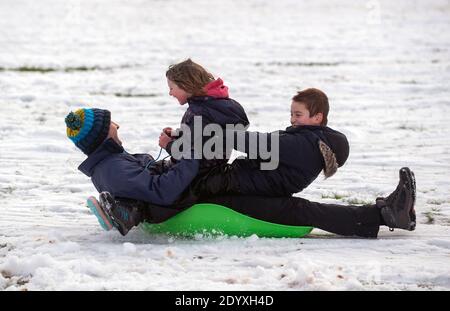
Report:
345,198,373,205
255,61,341,67
0,64,135,73
397,124,425,132
321,192,347,200
423,207,442,224
427,199,444,205
12,67,56,73
0,66,96,73
90,92,160,98
321,193,373,204
113,93,158,98
0,186,16,194
37,113,47,124
0,186,16,199
424,211,435,224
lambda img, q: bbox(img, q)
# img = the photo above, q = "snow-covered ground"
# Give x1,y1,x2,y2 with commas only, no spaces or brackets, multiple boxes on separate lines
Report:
1,0,449,290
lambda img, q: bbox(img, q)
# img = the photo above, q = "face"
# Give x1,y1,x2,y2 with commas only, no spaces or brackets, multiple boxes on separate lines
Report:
107,121,122,145
167,79,191,105
290,101,323,127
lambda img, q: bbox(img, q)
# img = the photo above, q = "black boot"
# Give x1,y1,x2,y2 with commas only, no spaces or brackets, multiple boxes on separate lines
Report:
377,167,416,231
99,192,146,236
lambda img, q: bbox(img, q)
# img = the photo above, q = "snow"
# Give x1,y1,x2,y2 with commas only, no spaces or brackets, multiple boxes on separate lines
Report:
1,0,450,290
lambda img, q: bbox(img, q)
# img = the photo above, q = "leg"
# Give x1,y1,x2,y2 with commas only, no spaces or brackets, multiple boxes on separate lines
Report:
202,167,417,238
202,195,382,238
86,193,148,236
190,163,240,197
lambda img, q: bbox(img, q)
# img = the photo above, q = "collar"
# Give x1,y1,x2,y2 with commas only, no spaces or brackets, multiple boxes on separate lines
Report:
285,125,326,132
78,138,124,177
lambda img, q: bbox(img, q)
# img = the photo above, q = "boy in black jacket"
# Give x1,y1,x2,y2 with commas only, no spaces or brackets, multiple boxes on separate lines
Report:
192,88,349,197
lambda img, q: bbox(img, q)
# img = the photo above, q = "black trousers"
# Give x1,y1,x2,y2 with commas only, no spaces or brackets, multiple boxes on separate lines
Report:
144,162,382,238
144,194,382,238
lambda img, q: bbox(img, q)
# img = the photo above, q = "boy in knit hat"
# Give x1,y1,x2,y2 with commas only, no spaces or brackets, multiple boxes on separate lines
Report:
65,108,200,235
66,108,112,155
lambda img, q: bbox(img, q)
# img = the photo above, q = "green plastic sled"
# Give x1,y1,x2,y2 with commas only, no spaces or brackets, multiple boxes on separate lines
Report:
140,203,313,238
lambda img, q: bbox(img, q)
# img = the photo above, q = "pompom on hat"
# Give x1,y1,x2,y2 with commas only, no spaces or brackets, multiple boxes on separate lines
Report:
65,108,111,155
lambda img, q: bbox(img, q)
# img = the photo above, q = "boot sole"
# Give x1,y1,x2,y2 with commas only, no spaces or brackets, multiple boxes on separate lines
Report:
87,196,114,231
399,167,416,231
98,192,130,236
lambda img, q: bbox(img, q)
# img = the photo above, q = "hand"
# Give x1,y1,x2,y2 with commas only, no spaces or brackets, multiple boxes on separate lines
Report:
163,127,173,136
159,132,173,149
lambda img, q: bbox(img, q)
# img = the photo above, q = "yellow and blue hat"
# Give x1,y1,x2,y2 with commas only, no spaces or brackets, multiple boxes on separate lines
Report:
65,108,111,155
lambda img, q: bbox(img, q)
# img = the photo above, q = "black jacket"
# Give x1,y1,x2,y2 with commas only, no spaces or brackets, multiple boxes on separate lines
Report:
166,96,249,172
193,125,350,197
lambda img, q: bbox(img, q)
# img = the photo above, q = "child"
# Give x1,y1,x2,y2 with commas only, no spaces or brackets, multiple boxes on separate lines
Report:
192,88,350,198
65,109,416,238
159,59,249,172
65,108,200,235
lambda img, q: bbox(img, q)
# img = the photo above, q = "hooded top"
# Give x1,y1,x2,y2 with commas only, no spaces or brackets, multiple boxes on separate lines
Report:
182,78,248,128
227,125,350,196
78,138,200,206
203,78,229,98
166,78,249,170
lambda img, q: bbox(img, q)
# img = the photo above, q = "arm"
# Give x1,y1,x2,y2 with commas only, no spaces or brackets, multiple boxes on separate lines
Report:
228,130,280,161
167,114,209,159
97,157,200,206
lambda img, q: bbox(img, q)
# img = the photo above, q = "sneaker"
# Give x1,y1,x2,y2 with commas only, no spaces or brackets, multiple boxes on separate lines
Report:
377,167,416,231
86,196,114,231
98,192,145,236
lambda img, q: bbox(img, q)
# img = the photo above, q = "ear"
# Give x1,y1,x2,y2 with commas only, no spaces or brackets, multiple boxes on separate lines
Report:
314,112,323,125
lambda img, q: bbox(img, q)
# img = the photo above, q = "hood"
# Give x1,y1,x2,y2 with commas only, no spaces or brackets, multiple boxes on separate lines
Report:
187,96,250,128
286,125,350,168
320,127,350,168
204,78,229,98
205,98,250,127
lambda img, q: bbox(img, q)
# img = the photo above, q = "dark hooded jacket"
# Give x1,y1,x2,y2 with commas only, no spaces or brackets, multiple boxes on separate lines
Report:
237,125,349,196
165,78,249,172
78,138,200,206
192,125,350,197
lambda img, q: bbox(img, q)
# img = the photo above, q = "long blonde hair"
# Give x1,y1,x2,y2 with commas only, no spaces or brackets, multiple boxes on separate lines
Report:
166,59,215,96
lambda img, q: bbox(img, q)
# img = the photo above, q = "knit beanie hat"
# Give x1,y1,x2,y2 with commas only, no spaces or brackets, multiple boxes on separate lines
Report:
65,108,111,155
